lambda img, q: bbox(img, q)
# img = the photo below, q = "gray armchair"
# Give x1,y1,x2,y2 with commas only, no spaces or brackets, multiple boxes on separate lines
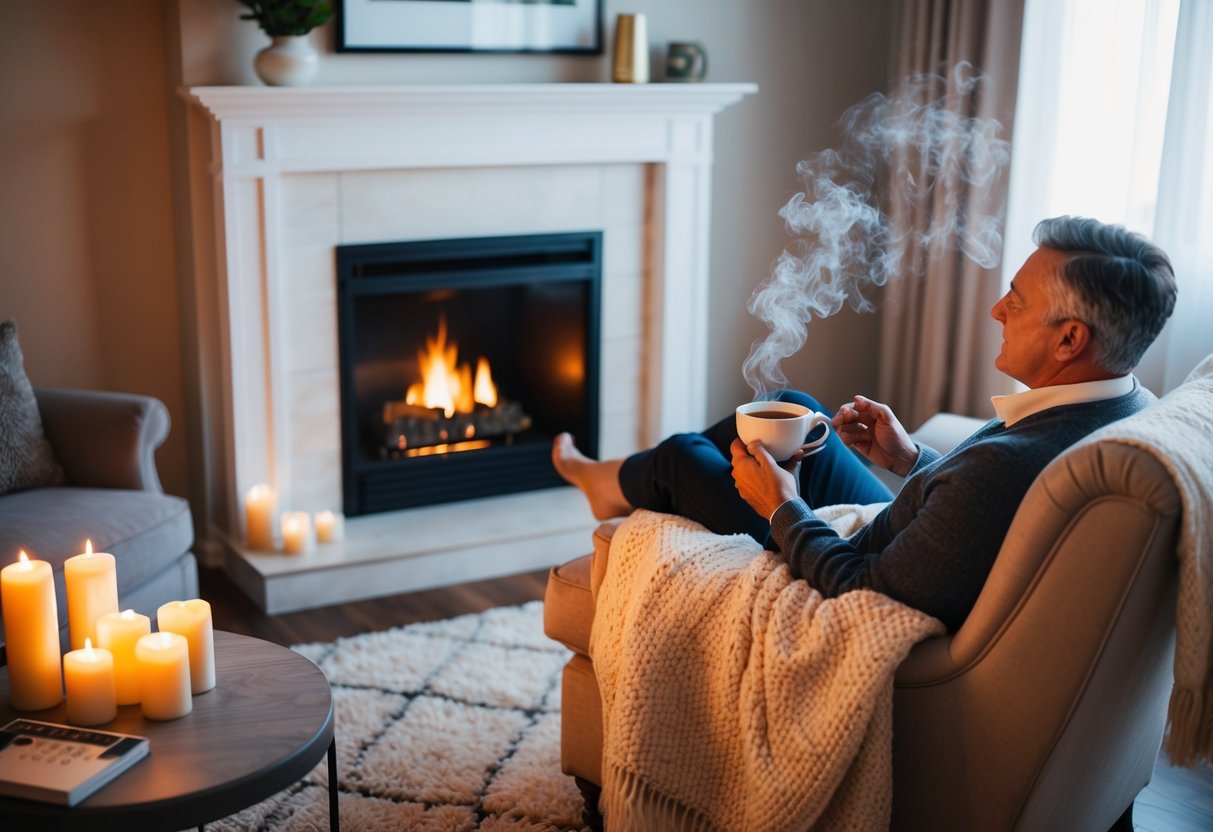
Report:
0,388,197,656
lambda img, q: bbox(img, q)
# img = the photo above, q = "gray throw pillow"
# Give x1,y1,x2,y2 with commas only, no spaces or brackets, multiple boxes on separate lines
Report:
0,319,64,494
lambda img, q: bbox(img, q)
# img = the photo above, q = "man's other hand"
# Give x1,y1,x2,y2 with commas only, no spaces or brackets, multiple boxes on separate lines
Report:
832,395,919,478
730,438,799,520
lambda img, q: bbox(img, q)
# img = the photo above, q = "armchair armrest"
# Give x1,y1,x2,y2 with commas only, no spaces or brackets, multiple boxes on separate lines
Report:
34,387,170,492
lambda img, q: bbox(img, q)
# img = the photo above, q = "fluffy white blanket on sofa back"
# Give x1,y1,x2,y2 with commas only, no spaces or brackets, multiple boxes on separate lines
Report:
589,508,944,832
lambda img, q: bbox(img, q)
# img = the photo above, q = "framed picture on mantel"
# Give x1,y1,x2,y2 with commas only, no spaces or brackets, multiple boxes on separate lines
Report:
337,0,603,54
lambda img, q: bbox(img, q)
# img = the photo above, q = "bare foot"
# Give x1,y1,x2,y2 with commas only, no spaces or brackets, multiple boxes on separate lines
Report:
551,433,632,520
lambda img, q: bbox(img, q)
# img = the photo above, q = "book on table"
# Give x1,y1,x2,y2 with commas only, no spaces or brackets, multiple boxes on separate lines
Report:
0,718,149,807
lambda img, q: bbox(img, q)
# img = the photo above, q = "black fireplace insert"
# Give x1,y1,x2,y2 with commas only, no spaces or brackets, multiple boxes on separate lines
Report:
336,231,601,515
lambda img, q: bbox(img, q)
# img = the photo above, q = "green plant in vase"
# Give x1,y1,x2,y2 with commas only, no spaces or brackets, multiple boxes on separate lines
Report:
239,0,334,36
238,0,334,86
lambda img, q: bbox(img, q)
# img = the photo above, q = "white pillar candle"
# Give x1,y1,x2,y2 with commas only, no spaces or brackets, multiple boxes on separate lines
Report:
314,510,343,543
96,609,152,705
63,539,119,650
135,631,192,720
0,551,63,711
245,483,276,551
281,511,314,554
156,599,216,694
63,639,117,726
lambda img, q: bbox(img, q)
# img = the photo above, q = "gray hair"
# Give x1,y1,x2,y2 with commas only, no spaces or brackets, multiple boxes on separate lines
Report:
1033,216,1177,374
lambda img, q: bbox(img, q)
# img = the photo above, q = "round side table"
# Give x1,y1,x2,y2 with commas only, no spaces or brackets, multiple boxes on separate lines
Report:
0,630,337,831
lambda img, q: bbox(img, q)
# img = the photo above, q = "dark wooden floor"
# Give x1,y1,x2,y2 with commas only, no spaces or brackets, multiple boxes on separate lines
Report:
199,567,1212,831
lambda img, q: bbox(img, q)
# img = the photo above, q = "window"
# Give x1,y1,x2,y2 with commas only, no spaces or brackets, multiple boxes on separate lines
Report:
1003,0,1211,392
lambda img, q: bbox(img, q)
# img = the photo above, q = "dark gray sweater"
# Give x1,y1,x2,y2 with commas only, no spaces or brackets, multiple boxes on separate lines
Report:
769,385,1155,631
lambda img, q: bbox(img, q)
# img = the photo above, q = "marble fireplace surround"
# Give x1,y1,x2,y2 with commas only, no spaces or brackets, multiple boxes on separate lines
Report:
181,84,755,613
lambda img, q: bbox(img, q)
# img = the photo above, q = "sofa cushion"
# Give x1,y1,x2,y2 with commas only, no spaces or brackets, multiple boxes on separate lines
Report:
0,486,193,644
0,320,63,496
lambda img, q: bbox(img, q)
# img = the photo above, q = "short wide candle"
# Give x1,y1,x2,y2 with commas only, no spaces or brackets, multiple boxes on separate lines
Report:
0,552,63,710
64,539,119,649
245,483,276,551
63,639,117,727
97,609,152,705
314,510,343,543
135,632,192,720
156,600,216,694
281,512,313,554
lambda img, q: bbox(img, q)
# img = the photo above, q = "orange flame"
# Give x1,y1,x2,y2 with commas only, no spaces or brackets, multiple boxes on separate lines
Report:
405,317,497,417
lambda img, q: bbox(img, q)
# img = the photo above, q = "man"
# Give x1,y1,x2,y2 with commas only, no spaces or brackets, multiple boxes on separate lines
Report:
553,216,1177,631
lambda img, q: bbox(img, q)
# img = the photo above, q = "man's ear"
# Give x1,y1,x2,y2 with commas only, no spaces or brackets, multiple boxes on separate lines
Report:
1054,319,1093,362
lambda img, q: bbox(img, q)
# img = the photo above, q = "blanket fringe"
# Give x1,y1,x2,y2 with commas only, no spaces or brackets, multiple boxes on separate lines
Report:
1164,686,1213,767
603,764,717,832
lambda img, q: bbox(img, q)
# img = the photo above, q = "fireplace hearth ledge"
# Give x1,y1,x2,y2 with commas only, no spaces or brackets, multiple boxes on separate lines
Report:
224,486,596,615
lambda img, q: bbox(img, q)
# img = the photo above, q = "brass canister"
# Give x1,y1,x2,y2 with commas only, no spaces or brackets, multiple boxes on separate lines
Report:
612,13,649,84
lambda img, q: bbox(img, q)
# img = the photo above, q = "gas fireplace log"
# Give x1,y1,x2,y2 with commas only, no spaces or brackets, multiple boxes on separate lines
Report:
382,399,533,453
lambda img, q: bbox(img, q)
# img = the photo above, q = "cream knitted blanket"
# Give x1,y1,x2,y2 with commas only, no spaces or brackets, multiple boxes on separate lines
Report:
590,509,944,832
1075,354,1213,767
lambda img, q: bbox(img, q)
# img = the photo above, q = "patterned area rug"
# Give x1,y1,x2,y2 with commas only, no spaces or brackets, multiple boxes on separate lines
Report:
209,601,589,831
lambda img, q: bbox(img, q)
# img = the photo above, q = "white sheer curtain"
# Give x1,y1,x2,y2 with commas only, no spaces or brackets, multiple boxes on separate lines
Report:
1002,0,1212,394
1138,0,1213,392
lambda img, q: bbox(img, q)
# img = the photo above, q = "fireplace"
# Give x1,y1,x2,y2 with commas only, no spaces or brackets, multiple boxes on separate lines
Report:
179,84,754,612
337,232,601,515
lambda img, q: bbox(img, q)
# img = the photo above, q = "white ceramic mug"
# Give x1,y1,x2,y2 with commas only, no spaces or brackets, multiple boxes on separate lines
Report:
735,401,832,462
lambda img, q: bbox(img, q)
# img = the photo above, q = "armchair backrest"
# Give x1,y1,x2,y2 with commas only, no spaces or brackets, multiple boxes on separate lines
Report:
892,436,1180,831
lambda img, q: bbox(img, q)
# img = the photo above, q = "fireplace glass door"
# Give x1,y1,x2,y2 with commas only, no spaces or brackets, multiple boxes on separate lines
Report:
337,232,601,515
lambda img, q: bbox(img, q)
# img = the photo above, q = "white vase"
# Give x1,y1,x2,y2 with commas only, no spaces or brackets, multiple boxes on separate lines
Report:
253,35,319,87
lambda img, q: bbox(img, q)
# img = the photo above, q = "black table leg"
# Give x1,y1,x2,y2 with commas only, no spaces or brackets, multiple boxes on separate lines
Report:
328,738,340,832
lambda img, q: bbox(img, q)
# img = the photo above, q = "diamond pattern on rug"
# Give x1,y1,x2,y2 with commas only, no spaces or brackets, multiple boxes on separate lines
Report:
481,712,586,828
308,687,407,788
351,694,531,803
320,627,465,691
429,642,570,710
208,600,589,831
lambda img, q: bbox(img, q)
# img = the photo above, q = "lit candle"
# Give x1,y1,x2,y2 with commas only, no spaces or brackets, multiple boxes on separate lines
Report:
280,511,313,554
245,483,276,551
156,599,216,694
0,551,63,710
64,539,119,649
63,638,117,726
96,609,152,705
135,631,192,720
314,510,343,543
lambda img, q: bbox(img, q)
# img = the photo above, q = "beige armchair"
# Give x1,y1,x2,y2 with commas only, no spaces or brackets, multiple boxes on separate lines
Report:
544,412,1183,831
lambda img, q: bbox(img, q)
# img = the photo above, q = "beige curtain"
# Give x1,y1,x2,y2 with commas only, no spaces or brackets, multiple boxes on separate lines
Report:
878,0,1025,430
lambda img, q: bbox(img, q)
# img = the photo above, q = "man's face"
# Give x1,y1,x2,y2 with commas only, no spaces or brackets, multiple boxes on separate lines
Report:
990,247,1073,387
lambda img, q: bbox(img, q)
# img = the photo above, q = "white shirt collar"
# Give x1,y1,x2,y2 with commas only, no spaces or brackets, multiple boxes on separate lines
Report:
991,374,1136,427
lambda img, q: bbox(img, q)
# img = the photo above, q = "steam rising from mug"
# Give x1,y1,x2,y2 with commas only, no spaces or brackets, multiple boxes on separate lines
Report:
742,63,1012,399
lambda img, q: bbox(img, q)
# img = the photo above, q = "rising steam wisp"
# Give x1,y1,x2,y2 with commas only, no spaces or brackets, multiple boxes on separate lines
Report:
742,62,1012,399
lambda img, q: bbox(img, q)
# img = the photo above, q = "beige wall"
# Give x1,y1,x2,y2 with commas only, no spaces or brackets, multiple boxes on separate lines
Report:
0,3,187,496
1,0,893,507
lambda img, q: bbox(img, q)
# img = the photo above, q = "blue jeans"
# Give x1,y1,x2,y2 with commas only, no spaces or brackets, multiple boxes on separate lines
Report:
617,391,894,545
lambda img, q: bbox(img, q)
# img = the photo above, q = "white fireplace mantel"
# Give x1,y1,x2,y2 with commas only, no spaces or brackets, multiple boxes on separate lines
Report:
180,83,755,611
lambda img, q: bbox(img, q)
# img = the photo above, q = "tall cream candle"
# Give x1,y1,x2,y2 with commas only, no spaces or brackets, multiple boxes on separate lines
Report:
64,539,119,649
63,639,117,726
0,551,63,710
156,599,216,694
245,483,276,551
96,608,152,705
135,631,192,720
